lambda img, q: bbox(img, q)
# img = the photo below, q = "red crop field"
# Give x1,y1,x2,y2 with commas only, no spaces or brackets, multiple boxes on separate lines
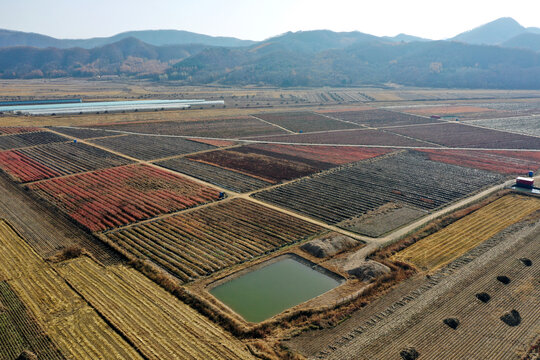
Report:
0,151,60,183
247,144,395,165
0,126,42,135
0,142,132,183
419,149,540,175
387,123,540,149
28,164,220,231
249,129,431,146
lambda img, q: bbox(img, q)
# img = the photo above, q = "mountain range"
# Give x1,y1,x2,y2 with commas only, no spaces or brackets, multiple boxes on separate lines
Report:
1,17,540,88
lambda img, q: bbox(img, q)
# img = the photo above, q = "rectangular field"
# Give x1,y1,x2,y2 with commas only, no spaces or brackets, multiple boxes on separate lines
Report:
244,144,395,165
392,194,540,270
57,256,253,360
0,142,132,183
103,198,324,282
247,129,430,146
0,281,65,360
0,126,42,135
92,117,287,138
464,116,540,137
0,132,67,151
253,151,504,224
156,157,272,193
187,147,331,183
90,134,215,160
0,219,143,360
49,126,120,139
386,123,540,149
418,149,540,175
28,164,220,231
320,109,440,127
254,112,359,132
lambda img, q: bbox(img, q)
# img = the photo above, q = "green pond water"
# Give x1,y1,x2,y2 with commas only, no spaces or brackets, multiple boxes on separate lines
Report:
210,256,342,323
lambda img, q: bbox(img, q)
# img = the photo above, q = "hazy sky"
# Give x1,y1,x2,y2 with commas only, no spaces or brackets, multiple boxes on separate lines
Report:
1,0,539,40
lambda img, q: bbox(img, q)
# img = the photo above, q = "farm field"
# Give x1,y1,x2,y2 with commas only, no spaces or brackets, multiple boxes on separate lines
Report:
386,122,540,149
90,133,215,160
0,282,65,360
156,157,271,193
92,117,287,138
418,149,540,175
187,147,330,183
286,207,540,360
248,128,431,146
396,105,504,120
49,126,120,139
0,131,67,151
0,126,42,135
0,219,143,360
28,164,220,231
254,111,359,132
319,109,440,127
0,174,120,262
393,194,540,270
57,256,253,360
0,142,132,183
254,151,504,225
464,115,540,137
103,198,324,283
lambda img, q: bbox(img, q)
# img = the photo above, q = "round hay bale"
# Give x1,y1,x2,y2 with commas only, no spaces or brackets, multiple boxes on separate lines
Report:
400,347,419,360
520,258,532,266
476,292,491,303
497,275,511,285
500,310,521,327
345,260,391,281
443,318,459,330
16,350,37,360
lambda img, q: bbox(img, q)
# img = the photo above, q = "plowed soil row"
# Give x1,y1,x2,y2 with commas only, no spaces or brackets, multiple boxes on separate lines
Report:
254,112,359,132
320,109,439,127
104,198,324,283
0,142,132,183
0,132,67,151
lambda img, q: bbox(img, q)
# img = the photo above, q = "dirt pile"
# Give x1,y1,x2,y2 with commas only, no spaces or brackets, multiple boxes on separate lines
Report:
300,232,358,258
500,310,521,326
443,318,460,330
400,347,419,360
520,257,532,266
497,275,511,284
344,260,391,281
476,292,491,303
16,351,37,360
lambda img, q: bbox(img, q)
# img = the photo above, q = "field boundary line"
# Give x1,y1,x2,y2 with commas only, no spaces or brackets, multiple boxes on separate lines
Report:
249,114,296,134
311,111,367,128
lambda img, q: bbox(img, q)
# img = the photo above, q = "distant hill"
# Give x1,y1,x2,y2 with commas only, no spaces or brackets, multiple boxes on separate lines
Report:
0,37,206,78
451,17,526,45
383,34,431,42
0,29,255,49
502,33,540,52
170,36,540,89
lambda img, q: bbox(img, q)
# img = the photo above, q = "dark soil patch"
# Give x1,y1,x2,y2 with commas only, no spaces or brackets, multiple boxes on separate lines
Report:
476,292,491,303
500,310,521,326
497,275,511,284
400,347,419,360
443,318,460,330
520,258,533,266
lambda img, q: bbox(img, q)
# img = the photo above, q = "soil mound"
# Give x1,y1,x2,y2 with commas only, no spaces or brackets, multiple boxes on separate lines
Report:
497,275,511,284
16,351,37,360
476,292,491,303
344,260,391,281
400,347,419,360
500,310,521,326
301,232,358,258
520,258,532,266
443,318,460,330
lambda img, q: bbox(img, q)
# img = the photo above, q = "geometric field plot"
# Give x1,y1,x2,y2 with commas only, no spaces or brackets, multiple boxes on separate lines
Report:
28,164,220,231
253,151,504,224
